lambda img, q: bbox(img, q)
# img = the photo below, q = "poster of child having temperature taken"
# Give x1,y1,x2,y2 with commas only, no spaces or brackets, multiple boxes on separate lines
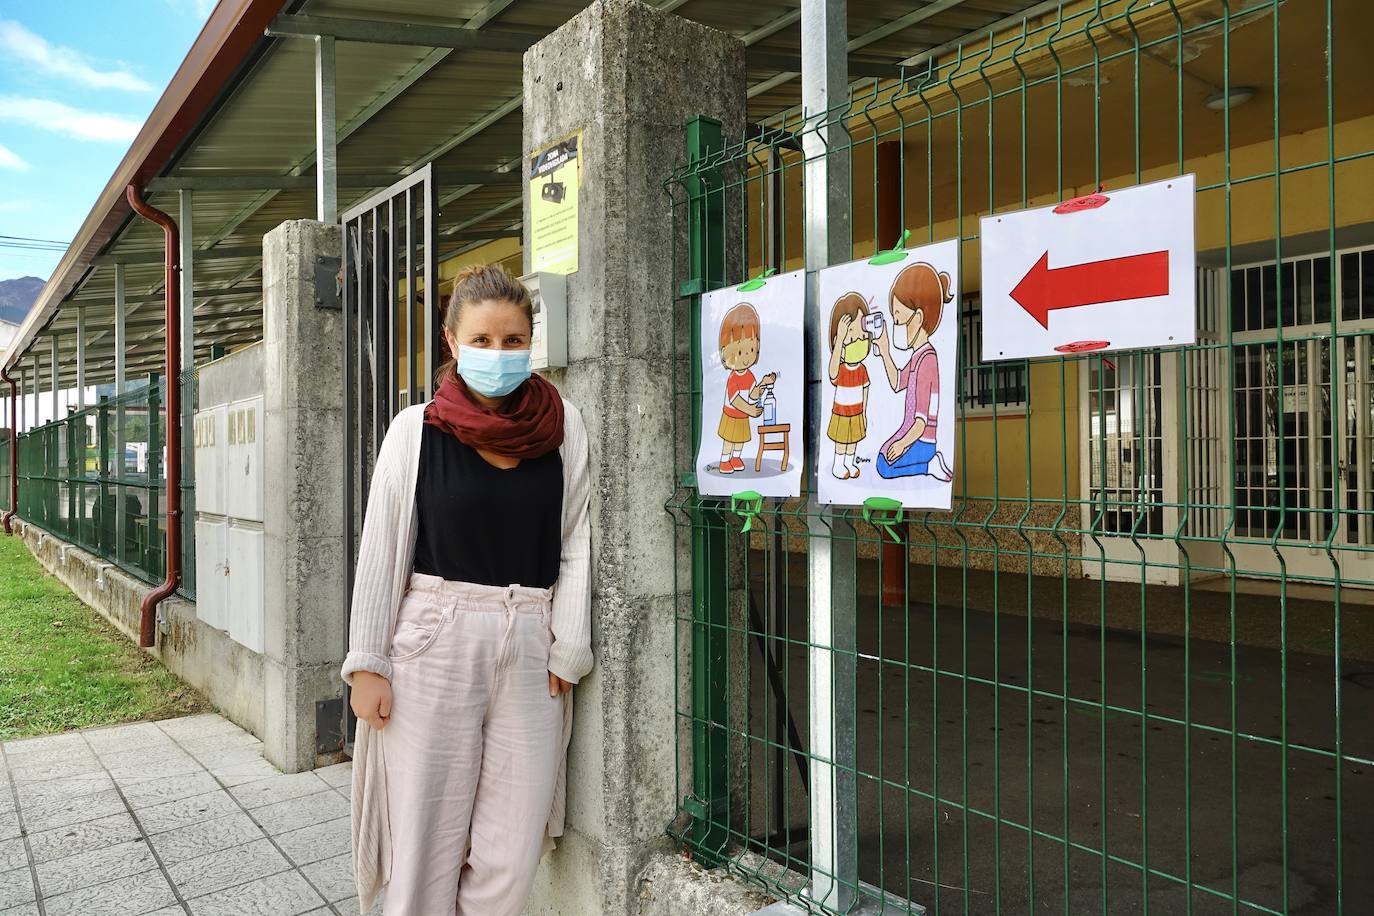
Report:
696,269,805,499
816,238,960,510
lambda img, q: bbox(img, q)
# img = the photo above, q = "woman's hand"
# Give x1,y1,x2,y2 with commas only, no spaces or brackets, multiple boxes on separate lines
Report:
350,671,392,730
884,434,915,464
549,672,573,697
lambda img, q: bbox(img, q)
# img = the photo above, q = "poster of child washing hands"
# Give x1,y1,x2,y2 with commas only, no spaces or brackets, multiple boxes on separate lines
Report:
816,239,959,510
695,268,805,499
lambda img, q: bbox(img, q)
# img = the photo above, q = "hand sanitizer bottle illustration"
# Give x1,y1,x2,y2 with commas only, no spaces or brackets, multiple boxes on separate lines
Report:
761,386,777,425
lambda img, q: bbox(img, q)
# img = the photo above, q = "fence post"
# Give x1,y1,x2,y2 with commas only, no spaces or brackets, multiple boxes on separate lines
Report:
684,114,732,863
98,397,110,557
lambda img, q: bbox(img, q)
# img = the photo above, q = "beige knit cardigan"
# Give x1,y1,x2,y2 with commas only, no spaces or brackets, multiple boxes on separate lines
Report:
341,400,594,912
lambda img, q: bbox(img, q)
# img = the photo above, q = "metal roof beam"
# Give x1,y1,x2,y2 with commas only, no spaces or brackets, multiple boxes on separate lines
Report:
264,14,537,53
67,287,262,307
148,171,514,192
750,49,901,80
93,244,263,265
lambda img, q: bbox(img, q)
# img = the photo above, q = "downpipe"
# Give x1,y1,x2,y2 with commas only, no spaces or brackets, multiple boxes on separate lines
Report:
1,367,15,534
126,184,183,648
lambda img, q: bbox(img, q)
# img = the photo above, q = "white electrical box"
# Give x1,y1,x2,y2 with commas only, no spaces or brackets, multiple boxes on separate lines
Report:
192,405,225,516
521,271,567,370
194,517,228,632
226,524,264,655
224,396,264,523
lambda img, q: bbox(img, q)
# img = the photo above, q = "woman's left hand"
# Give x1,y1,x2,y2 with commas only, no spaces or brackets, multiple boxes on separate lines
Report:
884,436,912,463
549,672,573,697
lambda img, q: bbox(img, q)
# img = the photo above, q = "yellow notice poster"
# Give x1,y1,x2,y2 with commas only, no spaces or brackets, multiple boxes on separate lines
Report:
528,132,580,274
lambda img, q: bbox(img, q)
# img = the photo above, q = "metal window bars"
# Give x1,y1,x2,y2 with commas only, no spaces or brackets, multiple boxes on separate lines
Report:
665,1,1371,913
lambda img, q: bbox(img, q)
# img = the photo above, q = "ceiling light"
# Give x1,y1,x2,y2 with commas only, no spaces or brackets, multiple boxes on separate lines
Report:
1206,86,1256,110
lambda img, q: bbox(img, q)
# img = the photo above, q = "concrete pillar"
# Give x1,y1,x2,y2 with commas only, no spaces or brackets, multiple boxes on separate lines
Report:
522,3,748,914
260,219,346,772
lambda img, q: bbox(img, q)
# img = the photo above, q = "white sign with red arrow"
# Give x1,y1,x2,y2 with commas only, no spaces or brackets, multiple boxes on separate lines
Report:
980,174,1196,360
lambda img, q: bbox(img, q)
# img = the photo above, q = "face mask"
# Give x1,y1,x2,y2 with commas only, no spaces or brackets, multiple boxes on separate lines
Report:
842,337,870,364
457,345,532,397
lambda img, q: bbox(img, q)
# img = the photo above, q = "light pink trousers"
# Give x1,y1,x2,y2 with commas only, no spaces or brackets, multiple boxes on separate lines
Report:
380,573,562,916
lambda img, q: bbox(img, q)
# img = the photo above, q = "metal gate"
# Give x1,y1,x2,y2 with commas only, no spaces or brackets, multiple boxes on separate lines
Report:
341,165,441,740
667,1,1371,913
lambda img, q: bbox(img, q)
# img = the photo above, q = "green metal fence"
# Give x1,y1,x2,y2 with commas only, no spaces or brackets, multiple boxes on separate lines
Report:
3,373,196,600
666,1,1371,913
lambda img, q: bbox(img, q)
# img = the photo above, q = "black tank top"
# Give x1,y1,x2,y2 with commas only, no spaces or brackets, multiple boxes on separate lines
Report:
411,423,564,589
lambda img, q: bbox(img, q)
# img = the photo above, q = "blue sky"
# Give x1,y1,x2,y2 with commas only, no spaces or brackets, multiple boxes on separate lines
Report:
0,1,213,282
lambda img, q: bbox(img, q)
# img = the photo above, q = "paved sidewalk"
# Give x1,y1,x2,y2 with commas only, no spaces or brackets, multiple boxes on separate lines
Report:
0,714,377,916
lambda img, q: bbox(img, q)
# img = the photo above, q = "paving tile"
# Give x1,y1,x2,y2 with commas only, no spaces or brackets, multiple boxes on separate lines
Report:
229,772,331,810
107,754,204,785
186,868,324,916
273,816,349,866
147,812,263,865
156,716,242,742
177,732,263,758
136,791,239,835
203,756,281,789
27,812,143,865
0,811,20,843
0,903,39,916
299,852,352,903
82,721,168,750
251,791,349,837
333,895,383,916
1,733,88,759
166,837,289,899
22,787,127,833
0,867,34,910
42,867,177,916
0,839,24,873
34,837,156,897
15,771,115,806
6,755,104,785
123,773,222,809
143,908,190,915
313,764,351,789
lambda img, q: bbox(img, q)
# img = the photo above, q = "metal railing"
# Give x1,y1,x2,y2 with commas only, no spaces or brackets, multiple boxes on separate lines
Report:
666,1,1370,914
3,373,196,599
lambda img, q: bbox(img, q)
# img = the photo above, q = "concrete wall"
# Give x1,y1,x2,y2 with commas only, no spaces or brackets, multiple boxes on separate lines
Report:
522,1,760,913
13,519,265,736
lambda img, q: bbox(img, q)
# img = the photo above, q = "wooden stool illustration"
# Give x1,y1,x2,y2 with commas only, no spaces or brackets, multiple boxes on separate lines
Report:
755,423,791,472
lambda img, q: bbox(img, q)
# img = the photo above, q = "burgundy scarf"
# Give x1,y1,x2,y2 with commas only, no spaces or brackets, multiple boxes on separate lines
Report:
423,372,565,459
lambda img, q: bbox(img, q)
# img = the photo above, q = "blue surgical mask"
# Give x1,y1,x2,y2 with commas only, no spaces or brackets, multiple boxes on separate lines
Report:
457,346,532,398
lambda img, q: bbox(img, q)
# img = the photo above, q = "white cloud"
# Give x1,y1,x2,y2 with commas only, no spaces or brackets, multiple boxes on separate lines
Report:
0,143,29,171
0,20,155,93
0,96,141,142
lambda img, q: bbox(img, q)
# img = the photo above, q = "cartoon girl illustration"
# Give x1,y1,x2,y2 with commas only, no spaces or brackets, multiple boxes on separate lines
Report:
827,292,871,480
716,303,776,475
873,262,954,482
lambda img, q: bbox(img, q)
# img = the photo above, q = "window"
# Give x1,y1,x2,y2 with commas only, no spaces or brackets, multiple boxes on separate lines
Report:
959,295,1028,413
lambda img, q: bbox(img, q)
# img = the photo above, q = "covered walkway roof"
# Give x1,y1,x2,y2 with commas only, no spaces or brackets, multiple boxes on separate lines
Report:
5,0,1050,388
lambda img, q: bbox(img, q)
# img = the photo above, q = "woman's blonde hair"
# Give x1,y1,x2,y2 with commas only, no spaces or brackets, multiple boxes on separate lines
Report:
437,263,534,383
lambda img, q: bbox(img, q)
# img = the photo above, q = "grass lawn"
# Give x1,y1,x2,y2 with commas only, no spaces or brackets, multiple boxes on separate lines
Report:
0,533,209,740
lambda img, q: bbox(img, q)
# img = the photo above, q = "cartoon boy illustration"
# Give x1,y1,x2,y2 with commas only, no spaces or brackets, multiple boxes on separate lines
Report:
827,292,871,480
873,262,954,482
716,302,776,475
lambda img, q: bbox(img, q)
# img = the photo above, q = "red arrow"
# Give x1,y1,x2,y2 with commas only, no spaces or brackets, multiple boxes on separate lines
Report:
1011,249,1170,328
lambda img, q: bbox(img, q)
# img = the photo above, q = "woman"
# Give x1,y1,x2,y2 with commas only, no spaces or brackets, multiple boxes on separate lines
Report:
873,261,954,482
343,263,593,915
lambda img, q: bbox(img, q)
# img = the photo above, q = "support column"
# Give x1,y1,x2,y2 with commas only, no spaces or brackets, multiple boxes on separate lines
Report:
314,36,338,223
261,219,346,772
49,335,59,421
115,264,128,564
76,307,87,409
179,190,196,374
801,0,855,908
522,3,745,914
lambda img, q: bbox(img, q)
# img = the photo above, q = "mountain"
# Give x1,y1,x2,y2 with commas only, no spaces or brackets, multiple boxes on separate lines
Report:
0,276,44,325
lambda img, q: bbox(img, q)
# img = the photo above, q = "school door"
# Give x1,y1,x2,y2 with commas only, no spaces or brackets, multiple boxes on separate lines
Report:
1082,249,1374,586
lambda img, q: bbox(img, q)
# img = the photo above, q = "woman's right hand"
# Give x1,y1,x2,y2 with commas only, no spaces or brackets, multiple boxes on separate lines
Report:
350,671,392,730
